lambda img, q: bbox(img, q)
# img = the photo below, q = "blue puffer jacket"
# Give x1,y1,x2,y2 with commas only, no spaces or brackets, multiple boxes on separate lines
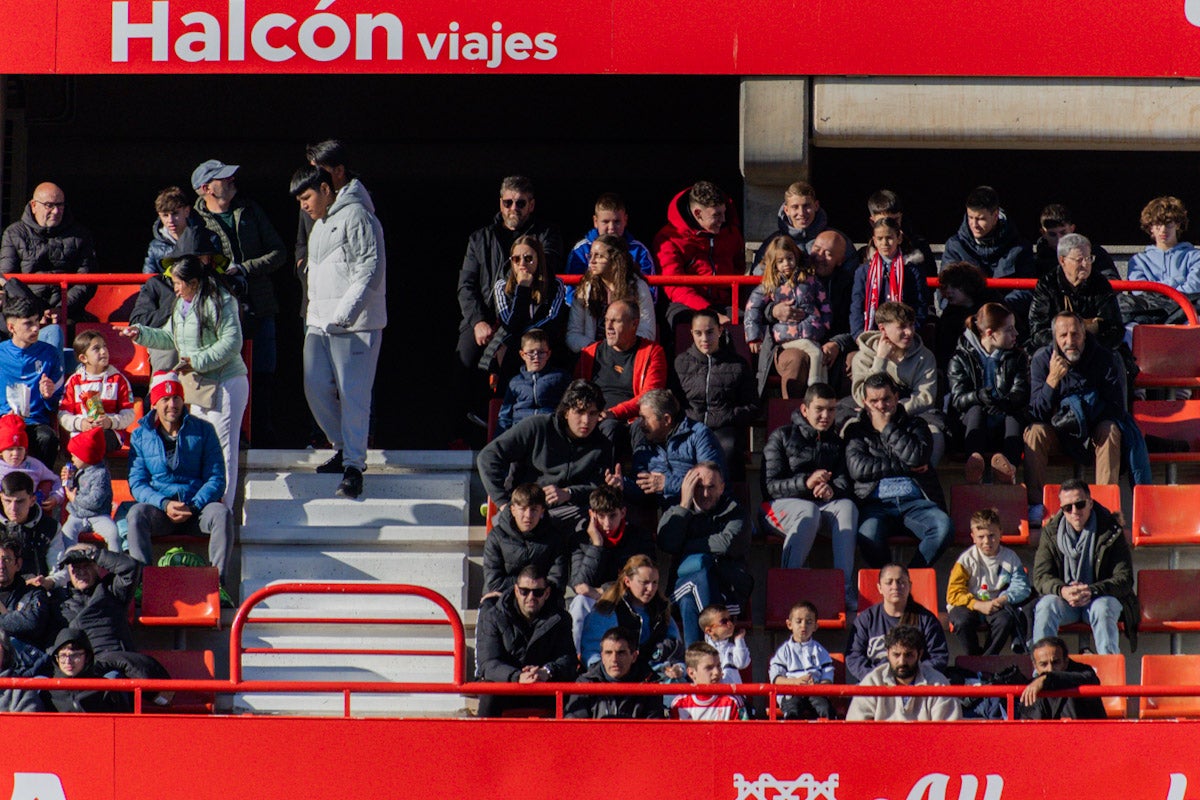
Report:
128,411,225,511
627,416,726,506
497,366,570,434
142,215,216,275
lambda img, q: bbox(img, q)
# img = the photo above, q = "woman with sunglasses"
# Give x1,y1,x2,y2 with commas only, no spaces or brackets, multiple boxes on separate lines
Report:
566,234,655,353
579,554,684,680
479,235,566,392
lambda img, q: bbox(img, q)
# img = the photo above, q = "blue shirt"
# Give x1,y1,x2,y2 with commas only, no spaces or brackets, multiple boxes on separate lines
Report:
0,340,63,425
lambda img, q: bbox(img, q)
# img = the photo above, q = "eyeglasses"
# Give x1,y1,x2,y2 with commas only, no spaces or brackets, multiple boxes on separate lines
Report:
35,200,65,210
0,556,17,566
521,349,550,359
510,254,536,265
516,586,549,598
56,650,86,663
502,199,529,210
1061,499,1090,513
1065,255,1095,265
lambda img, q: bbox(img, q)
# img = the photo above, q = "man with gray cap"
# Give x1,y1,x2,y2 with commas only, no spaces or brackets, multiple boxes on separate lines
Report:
191,159,286,445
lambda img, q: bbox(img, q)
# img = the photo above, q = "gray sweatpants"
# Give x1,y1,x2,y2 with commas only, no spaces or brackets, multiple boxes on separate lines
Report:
126,501,233,582
303,326,382,471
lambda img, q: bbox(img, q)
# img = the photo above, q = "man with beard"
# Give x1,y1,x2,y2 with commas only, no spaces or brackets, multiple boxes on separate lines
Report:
846,625,960,721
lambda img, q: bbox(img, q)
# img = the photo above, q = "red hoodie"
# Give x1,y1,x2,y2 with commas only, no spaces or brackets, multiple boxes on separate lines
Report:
652,188,745,310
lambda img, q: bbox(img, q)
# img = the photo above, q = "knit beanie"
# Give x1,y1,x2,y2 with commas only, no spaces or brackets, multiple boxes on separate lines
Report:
67,426,106,466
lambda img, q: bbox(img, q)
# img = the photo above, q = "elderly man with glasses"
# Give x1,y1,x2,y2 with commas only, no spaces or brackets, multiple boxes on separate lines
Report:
1031,479,1135,655
474,564,577,717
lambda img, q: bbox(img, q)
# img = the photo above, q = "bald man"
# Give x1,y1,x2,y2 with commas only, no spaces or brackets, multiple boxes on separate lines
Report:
0,182,97,322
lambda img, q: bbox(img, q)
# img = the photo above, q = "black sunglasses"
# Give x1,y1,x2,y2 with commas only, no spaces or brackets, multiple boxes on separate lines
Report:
502,198,529,209
1061,499,1089,513
516,586,549,598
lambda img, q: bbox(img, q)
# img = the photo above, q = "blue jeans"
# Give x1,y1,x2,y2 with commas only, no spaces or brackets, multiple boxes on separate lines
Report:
1032,594,1122,654
673,553,715,645
857,496,952,569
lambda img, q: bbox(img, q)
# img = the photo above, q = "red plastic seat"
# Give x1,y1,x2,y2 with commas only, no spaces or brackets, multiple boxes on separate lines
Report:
764,568,846,631
1073,653,1127,719
83,284,139,323
76,322,151,383
486,398,503,442
1132,325,1200,389
1139,655,1200,719
1132,400,1200,464
141,648,217,713
1138,569,1200,632
1131,485,1200,546
857,568,938,613
765,398,803,435
1042,483,1121,519
950,483,1030,546
138,566,220,629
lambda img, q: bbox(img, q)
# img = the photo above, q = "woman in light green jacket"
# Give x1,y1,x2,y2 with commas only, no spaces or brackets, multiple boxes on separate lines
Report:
124,255,248,509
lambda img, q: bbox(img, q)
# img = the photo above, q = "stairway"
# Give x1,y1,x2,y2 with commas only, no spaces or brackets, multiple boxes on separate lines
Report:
235,450,473,716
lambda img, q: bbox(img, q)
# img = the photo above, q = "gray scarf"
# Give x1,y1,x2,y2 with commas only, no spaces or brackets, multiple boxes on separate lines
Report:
1057,512,1097,586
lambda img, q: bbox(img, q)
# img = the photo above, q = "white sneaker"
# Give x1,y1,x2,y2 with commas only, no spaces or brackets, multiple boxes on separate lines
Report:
1028,504,1046,528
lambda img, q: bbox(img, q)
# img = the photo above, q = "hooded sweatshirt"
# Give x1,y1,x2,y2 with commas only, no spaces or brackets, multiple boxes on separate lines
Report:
305,178,387,331
1126,241,1200,293
652,188,745,310
850,330,939,419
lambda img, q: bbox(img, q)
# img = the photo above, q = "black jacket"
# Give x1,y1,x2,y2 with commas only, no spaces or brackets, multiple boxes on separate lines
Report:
1029,335,1124,426
564,659,663,719
3,506,61,580
1017,658,1107,720
762,411,853,501
0,204,97,318
41,629,130,713
477,414,613,506
482,508,568,595
844,406,944,506
1033,504,1134,609
1028,268,1125,354
457,214,564,330
569,520,656,591
474,590,577,683
52,549,140,655
193,194,286,318
674,345,758,431
946,332,1031,421
0,577,49,648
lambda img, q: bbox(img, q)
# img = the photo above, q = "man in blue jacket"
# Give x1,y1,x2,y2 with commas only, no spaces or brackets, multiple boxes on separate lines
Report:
126,371,231,584
627,389,725,509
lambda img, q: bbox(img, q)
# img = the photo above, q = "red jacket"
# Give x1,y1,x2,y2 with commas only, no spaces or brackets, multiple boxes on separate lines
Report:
652,188,745,311
575,337,667,421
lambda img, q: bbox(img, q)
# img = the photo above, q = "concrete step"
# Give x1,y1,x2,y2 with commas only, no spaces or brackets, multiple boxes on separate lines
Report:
240,555,468,609
239,524,471,548
242,472,469,527
246,449,475,474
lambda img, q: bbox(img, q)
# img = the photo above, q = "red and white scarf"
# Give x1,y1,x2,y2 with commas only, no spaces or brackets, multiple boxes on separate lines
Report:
863,250,905,331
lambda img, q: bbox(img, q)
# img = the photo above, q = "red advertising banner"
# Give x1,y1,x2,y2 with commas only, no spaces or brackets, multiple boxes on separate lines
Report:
1,0,1199,76
0,716,1195,798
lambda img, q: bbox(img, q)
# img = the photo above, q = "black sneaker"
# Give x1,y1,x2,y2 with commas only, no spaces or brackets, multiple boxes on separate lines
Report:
336,467,363,499
316,450,344,474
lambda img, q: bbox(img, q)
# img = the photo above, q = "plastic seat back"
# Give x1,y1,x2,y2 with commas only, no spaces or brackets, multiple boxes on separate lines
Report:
950,483,1030,546
1138,569,1200,632
1140,655,1200,719
1132,485,1200,546
857,568,938,614
1132,325,1200,387
84,284,139,323
1042,483,1121,519
1073,653,1127,719
141,648,216,713
765,568,846,630
138,566,220,629
75,322,151,382
1132,400,1200,455
765,398,803,435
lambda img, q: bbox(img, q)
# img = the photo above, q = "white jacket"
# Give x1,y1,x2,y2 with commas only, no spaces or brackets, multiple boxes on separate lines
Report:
305,178,387,331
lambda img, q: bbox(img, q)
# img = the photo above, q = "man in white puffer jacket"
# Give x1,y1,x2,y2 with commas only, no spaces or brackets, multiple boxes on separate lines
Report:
291,166,387,499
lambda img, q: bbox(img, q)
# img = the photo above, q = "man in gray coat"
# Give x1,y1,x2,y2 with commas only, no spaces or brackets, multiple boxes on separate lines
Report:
291,166,387,500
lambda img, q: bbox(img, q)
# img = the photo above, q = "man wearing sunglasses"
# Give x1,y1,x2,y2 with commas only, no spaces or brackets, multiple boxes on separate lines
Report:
474,564,576,718
456,176,564,440
1031,479,1134,655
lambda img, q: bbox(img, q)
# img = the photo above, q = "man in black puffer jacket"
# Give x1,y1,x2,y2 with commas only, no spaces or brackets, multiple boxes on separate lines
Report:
845,373,951,569
482,484,569,598
565,626,662,719
475,564,577,717
48,544,140,655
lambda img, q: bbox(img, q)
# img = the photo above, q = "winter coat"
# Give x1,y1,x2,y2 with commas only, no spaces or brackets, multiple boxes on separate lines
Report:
652,188,745,311
1028,336,1123,426
474,590,577,683
1126,241,1200,293
627,417,727,506
134,289,247,384
850,331,939,420
41,628,130,714
143,214,214,275
942,212,1036,279
0,669,41,712
0,577,50,648
53,548,140,655
850,246,929,336
193,194,286,318
497,367,570,434
1017,659,1106,720
305,178,387,332
128,410,226,512
1033,504,1134,606
844,405,944,506
761,411,853,501
751,205,861,276
0,204,97,318
130,274,177,329
580,593,681,671
657,496,750,562
482,507,569,595
673,345,758,432
575,337,668,421
477,413,613,506
66,462,113,521
946,331,1031,421
744,277,831,345
458,214,564,330
564,659,663,719
1028,268,1124,353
